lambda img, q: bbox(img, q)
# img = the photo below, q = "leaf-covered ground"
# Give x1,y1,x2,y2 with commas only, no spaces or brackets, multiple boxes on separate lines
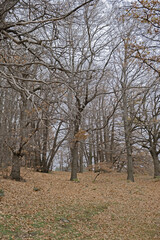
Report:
0,170,160,240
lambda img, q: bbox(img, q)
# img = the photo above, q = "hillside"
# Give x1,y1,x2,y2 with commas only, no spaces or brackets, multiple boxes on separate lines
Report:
0,170,160,240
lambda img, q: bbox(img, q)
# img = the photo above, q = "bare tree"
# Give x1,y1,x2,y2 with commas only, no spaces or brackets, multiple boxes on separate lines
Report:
50,0,121,180
0,0,96,180
135,84,160,177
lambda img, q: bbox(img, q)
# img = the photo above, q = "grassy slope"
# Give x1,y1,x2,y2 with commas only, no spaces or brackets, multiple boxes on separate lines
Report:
0,170,160,240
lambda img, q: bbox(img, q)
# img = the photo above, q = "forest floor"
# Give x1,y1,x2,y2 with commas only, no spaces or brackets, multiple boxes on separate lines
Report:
0,169,160,240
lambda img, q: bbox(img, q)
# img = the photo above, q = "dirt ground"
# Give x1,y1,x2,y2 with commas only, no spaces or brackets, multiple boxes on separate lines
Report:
0,169,160,240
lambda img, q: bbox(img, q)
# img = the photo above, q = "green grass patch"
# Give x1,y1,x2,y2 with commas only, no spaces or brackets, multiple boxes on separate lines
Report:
0,202,110,239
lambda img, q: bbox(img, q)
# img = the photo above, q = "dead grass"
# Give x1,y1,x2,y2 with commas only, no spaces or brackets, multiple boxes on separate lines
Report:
0,169,160,239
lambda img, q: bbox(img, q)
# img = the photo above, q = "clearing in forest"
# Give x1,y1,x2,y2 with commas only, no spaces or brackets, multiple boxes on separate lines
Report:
0,170,160,240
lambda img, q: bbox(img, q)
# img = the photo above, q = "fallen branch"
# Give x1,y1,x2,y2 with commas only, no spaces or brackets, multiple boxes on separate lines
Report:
93,172,101,182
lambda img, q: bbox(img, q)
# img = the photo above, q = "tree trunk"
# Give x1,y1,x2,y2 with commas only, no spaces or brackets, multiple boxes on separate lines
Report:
70,141,78,180
79,142,84,173
150,150,160,178
126,140,134,182
41,163,49,173
86,134,93,167
10,154,21,181
70,105,81,180
122,89,134,182
104,125,110,162
121,39,134,182
41,118,49,172
93,148,98,165
123,115,134,182
110,115,115,163
99,128,104,162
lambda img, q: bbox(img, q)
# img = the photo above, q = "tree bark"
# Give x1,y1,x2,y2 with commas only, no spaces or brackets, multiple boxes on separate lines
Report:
123,100,134,182
70,141,78,180
150,150,160,178
41,117,49,172
70,106,81,180
10,153,21,181
110,115,115,163
79,142,84,173
121,40,134,182
126,139,134,182
122,82,134,182
88,136,93,166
